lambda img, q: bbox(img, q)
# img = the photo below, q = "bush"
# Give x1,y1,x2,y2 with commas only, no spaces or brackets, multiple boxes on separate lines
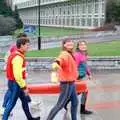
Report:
0,15,17,35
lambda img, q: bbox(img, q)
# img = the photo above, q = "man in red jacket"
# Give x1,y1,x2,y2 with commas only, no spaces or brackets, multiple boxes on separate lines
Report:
2,37,40,120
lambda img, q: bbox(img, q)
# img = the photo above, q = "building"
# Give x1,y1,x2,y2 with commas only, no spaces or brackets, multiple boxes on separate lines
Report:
17,0,106,29
5,0,13,8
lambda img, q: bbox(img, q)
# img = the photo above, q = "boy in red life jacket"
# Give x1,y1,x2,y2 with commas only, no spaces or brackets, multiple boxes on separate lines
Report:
2,37,40,120
1,33,31,117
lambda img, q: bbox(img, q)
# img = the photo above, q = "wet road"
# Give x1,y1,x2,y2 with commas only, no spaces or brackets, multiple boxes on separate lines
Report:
0,71,120,120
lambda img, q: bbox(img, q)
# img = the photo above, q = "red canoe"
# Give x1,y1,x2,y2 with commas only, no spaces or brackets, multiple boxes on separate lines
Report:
28,81,87,94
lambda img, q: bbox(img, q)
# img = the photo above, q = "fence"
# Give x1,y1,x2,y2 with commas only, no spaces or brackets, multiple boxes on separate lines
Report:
30,30,120,50
0,31,120,53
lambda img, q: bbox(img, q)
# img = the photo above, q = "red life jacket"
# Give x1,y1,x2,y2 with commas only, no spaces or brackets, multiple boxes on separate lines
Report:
6,50,27,81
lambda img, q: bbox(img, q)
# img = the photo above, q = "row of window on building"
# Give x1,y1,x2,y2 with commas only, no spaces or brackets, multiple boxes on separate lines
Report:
17,0,105,10
17,0,67,9
18,0,106,28
40,2,105,17
23,17,105,27
19,1,105,20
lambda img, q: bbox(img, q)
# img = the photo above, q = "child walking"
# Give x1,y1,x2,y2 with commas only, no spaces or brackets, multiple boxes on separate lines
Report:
74,41,93,115
64,40,93,115
46,39,78,120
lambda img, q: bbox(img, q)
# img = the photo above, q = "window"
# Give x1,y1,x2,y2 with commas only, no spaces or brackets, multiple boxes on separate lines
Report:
87,18,92,26
55,16,57,25
71,16,74,26
82,4,86,14
81,18,86,26
94,3,99,13
102,2,105,13
76,17,80,26
67,16,70,26
100,18,105,26
93,18,98,27
88,3,92,13
59,18,61,25
63,17,65,25
59,7,61,15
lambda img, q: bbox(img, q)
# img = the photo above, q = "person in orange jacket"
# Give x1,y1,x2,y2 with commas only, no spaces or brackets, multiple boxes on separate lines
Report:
2,37,40,120
46,39,78,120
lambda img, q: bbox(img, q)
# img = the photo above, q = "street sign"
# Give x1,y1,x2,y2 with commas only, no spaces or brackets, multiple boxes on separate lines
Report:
24,25,36,33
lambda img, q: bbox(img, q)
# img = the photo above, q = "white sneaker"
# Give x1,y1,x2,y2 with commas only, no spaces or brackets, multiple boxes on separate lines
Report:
0,107,13,117
0,107,4,116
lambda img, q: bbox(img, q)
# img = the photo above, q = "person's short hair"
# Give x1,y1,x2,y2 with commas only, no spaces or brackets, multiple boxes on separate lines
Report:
16,37,30,49
17,33,27,38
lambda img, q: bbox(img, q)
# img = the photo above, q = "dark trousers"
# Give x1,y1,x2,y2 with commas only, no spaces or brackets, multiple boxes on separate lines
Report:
2,82,31,108
46,82,78,120
2,90,11,108
2,80,32,120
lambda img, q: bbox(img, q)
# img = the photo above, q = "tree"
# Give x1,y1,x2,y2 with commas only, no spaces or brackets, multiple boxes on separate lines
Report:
0,15,16,35
106,0,120,24
13,5,23,29
0,0,23,35
0,0,13,16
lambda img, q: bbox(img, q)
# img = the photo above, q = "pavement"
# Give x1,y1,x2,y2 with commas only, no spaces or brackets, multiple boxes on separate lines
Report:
0,71,120,120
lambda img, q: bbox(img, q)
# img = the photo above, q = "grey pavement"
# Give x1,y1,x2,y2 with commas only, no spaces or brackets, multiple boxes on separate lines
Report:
0,71,120,120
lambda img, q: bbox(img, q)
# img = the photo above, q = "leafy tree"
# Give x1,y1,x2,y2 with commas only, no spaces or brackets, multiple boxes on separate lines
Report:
0,16,16,35
0,0,13,16
0,0,23,35
12,5,23,28
106,0,120,24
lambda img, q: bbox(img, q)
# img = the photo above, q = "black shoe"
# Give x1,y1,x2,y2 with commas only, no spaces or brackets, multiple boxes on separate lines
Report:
30,116,40,120
80,104,93,115
80,109,93,115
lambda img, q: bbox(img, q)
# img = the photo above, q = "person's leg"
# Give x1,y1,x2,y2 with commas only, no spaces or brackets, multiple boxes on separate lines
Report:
2,80,11,109
2,81,19,120
19,89,40,120
26,95,32,103
81,92,87,105
70,84,78,120
2,90,11,108
46,83,71,120
64,98,70,111
80,91,93,115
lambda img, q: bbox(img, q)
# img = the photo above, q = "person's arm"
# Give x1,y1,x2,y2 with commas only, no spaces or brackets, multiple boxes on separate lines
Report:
86,64,92,80
55,52,67,68
86,65,91,76
12,55,26,89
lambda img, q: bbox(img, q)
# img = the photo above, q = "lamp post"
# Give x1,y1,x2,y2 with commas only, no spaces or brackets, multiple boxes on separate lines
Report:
38,0,41,50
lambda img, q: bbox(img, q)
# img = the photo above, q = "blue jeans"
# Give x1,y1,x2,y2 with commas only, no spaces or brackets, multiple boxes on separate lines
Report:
64,77,88,109
47,82,78,120
2,90,11,108
2,81,31,108
2,80,32,120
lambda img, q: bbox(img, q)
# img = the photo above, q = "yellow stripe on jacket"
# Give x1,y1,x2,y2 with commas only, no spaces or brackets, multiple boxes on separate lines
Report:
12,55,26,88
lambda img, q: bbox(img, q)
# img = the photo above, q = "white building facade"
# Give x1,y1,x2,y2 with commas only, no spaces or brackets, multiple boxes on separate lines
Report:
6,0,13,8
17,0,106,29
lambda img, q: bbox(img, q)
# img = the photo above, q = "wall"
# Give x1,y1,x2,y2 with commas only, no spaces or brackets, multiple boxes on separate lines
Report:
0,56,120,71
